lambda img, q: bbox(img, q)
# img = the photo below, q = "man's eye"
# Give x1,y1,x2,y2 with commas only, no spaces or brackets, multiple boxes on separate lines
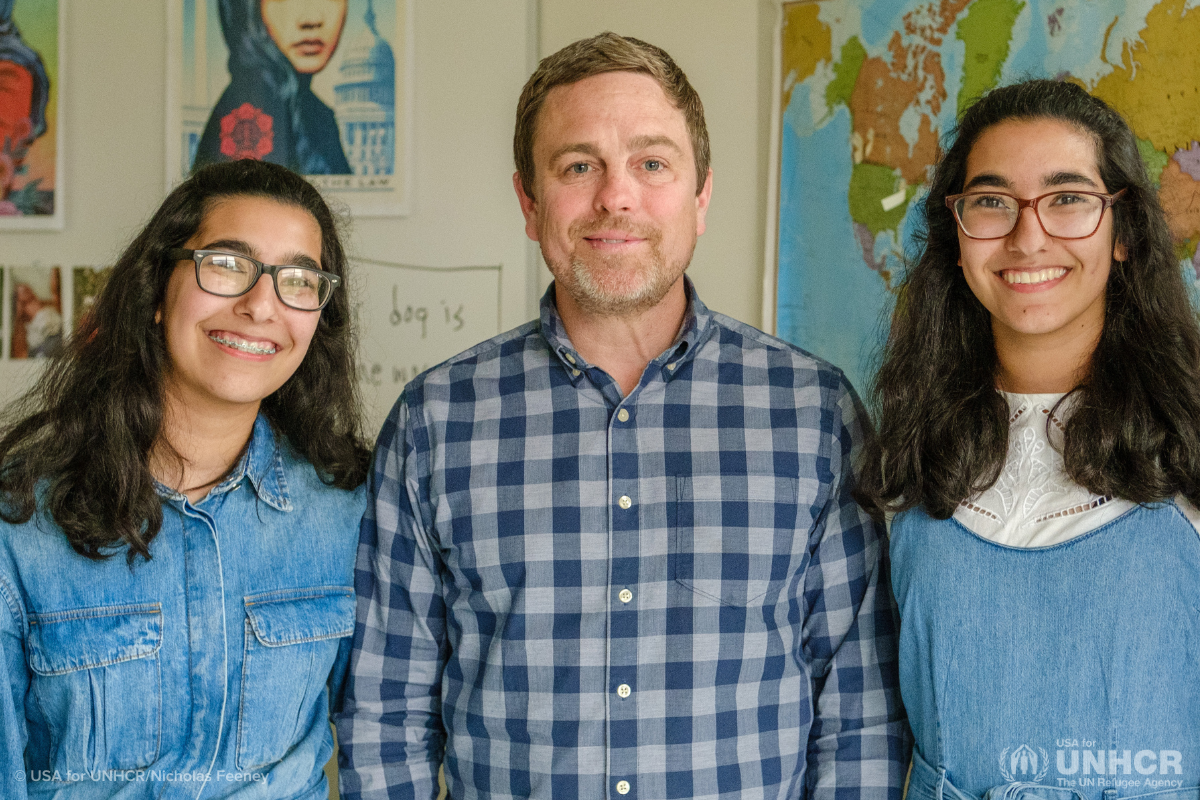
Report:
568,163,590,175
645,160,662,171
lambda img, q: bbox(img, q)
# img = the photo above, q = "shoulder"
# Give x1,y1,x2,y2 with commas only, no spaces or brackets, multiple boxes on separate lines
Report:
0,513,75,629
393,320,545,411
274,440,368,519
700,311,861,400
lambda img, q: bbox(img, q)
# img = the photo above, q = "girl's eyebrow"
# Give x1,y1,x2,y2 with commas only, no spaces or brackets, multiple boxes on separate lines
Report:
200,239,321,270
963,171,1099,192
1043,170,1099,188
962,173,1010,191
200,238,256,256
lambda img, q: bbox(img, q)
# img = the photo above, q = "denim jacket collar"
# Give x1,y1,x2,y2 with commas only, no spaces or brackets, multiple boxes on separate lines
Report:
539,276,716,384
154,414,294,512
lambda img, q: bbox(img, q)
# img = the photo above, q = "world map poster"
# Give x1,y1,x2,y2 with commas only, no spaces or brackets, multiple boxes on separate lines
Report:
774,0,1200,397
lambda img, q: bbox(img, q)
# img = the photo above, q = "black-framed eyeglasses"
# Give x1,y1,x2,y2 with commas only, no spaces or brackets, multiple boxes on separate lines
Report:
945,189,1125,240
168,248,340,311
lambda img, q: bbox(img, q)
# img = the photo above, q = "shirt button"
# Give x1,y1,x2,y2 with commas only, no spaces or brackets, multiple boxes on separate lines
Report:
564,352,576,365
618,588,633,603
618,495,632,510
616,780,631,795
666,362,676,371
571,369,581,377
617,408,630,422
617,683,631,698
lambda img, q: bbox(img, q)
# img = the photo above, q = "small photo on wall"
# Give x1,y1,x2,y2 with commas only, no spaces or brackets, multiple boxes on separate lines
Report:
0,0,65,229
8,265,62,359
72,265,111,334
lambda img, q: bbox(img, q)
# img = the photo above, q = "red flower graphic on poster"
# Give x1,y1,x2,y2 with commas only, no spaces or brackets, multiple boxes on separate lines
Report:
219,102,274,160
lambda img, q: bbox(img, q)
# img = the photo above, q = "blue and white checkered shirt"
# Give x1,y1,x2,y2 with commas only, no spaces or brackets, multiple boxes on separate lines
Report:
337,280,908,800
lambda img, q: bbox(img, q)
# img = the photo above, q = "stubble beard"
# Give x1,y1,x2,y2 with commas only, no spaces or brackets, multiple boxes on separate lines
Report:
546,216,695,317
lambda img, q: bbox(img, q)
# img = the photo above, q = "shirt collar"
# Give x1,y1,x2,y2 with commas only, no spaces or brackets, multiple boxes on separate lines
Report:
538,276,715,384
154,413,293,512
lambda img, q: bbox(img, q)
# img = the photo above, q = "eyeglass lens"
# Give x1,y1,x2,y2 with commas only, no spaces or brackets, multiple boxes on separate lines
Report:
954,192,1106,239
198,253,330,310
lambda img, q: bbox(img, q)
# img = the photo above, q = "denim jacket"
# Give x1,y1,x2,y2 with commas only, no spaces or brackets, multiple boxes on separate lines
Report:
0,415,366,800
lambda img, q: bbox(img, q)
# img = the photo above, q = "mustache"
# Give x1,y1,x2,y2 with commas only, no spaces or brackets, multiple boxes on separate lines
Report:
568,215,660,242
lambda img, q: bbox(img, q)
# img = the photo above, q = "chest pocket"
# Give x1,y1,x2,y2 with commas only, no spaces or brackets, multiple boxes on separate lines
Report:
671,475,802,607
237,586,354,770
26,603,163,773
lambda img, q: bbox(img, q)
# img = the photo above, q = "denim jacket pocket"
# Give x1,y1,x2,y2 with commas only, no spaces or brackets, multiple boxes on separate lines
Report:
671,475,801,607
26,603,163,773
236,586,354,770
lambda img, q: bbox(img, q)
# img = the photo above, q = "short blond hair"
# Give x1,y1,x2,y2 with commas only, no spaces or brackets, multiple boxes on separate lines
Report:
514,32,710,199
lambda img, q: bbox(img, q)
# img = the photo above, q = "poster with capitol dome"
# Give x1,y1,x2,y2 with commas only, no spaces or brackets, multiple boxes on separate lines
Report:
166,0,411,216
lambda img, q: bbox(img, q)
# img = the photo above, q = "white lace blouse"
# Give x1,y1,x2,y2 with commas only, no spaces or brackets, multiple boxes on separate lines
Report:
951,392,1200,547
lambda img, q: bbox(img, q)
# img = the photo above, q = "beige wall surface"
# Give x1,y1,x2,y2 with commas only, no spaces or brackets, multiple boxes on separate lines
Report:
537,0,778,330
0,0,537,426
0,2,778,414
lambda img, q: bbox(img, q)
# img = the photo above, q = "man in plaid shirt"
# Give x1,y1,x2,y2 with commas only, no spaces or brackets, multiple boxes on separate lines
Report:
337,32,908,800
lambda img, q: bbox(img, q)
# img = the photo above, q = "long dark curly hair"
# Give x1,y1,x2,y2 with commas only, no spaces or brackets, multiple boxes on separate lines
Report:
857,79,1200,519
0,159,371,561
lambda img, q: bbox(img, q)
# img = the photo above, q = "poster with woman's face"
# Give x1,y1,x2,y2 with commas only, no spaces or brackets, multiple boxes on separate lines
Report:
167,0,411,217
0,0,63,229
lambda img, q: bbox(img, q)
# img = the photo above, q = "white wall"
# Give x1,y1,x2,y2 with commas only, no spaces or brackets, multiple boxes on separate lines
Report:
0,1,777,422
538,0,778,330
0,0,537,433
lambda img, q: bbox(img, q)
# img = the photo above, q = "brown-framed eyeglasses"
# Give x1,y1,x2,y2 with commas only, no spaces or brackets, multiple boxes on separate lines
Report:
945,189,1126,240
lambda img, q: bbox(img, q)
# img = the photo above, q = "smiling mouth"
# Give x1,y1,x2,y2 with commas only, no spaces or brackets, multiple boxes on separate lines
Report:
209,332,277,355
1002,267,1067,285
584,235,646,246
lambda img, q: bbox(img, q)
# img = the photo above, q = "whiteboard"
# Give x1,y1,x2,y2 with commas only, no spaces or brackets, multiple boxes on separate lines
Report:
353,258,503,431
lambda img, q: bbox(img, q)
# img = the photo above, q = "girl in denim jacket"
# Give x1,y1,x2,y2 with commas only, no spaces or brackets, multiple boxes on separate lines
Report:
859,80,1200,800
0,159,370,799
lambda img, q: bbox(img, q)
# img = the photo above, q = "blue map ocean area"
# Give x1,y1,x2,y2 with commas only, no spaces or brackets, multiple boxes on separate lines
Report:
773,0,1200,397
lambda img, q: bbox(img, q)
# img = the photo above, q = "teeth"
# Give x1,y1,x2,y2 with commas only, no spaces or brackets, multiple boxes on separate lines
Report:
1003,268,1067,285
599,239,625,244
210,333,276,355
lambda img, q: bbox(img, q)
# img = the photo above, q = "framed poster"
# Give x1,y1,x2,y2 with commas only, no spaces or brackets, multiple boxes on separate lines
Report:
0,0,64,229
166,0,413,216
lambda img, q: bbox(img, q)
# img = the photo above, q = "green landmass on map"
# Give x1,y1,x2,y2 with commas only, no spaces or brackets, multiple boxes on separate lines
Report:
956,0,1026,114
848,163,911,236
1137,138,1169,187
826,37,866,113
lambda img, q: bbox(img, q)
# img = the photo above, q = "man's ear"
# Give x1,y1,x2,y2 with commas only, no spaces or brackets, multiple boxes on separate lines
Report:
513,172,540,242
695,168,713,236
